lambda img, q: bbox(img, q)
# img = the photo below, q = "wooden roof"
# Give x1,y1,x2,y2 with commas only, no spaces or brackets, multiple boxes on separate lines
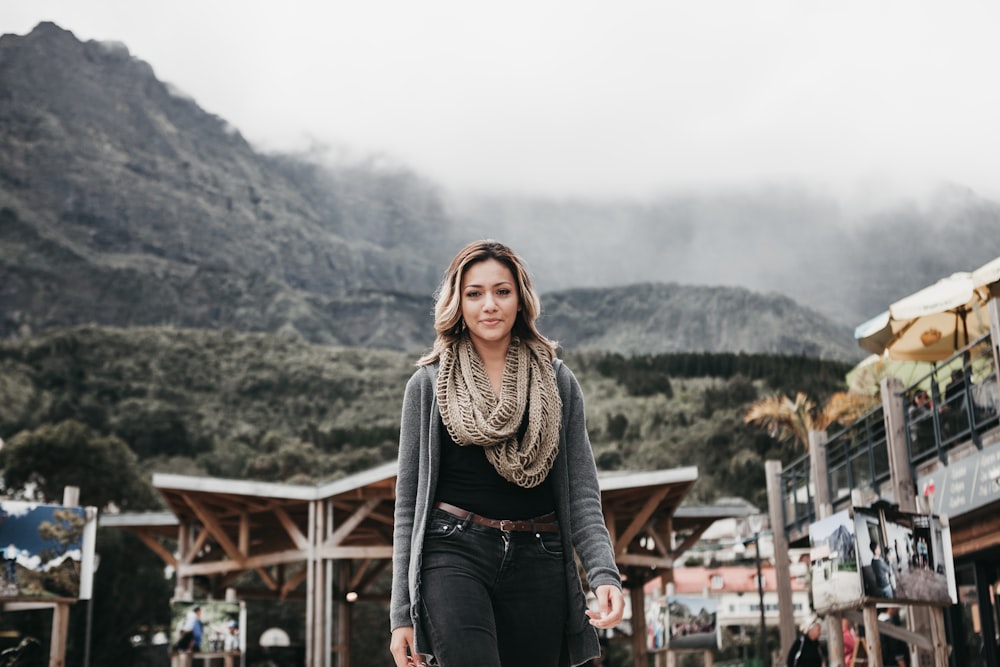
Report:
102,463,739,593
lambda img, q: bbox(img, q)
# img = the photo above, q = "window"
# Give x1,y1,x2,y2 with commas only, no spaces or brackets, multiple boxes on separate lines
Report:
710,575,724,590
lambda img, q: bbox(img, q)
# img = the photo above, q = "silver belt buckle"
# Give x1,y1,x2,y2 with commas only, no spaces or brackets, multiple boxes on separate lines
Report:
499,519,515,532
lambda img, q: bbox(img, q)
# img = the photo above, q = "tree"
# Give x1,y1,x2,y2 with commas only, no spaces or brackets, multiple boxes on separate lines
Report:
0,420,158,510
743,391,878,450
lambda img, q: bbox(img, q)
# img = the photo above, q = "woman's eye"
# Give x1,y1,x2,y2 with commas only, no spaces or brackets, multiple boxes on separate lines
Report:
497,289,511,296
465,290,480,298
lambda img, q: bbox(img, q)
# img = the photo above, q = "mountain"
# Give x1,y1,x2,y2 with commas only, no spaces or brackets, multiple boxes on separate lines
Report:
826,524,857,562
0,22,454,346
541,283,858,359
0,22,923,361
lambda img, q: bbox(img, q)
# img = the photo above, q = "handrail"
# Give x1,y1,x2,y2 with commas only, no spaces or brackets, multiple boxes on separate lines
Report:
779,330,999,538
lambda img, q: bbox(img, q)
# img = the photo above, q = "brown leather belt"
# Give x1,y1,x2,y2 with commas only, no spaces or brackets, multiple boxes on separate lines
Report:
433,501,560,533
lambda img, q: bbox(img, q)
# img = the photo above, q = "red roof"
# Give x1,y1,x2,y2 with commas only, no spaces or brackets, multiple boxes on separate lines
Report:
644,566,807,595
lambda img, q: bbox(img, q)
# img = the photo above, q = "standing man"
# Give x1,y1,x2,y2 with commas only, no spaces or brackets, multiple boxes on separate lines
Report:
4,544,17,587
176,606,204,652
870,542,895,598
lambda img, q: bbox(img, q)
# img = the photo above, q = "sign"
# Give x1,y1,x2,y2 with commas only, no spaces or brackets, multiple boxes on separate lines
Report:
809,506,957,613
918,440,1000,517
0,500,98,601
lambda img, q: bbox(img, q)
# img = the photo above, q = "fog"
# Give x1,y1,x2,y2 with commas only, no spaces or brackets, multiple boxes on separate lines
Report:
449,185,1000,328
3,2,1000,201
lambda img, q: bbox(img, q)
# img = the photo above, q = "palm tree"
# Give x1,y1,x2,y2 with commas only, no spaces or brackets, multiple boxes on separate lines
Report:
744,391,879,450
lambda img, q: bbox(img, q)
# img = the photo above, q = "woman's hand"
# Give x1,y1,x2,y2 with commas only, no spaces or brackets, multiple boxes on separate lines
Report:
390,626,421,667
586,584,625,629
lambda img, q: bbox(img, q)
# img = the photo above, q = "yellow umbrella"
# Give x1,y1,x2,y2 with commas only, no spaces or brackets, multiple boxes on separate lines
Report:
845,353,963,395
854,256,1000,362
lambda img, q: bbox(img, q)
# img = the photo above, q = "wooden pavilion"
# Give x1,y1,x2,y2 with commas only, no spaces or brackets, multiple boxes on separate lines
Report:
103,463,744,667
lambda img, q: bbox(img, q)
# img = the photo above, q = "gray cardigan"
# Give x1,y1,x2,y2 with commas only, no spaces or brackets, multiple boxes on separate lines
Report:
389,359,622,666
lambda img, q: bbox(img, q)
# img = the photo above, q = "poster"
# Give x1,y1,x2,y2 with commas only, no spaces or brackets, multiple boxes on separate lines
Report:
170,600,245,654
810,506,956,611
662,595,720,651
0,500,97,601
809,509,864,613
855,507,956,606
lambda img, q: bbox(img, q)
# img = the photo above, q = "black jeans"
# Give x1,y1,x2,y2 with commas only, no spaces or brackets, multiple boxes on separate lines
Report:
420,508,568,667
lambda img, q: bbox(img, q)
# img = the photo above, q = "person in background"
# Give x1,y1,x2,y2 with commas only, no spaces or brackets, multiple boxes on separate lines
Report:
787,616,825,667
869,542,895,598
842,617,857,666
879,607,908,667
175,606,203,653
223,620,240,652
909,389,932,417
389,240,624,667
907,389,935,451
4,544,17,587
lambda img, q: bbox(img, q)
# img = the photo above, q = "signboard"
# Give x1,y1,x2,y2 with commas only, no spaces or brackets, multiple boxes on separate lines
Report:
810,506,957,613
855,507,956,606
645,594,719,651
917,439,1000,517
0,500,97,601
809,509,864,612
171,600,245,654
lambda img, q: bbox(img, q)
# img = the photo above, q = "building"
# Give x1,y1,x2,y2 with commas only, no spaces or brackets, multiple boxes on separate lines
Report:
770,263,1000,666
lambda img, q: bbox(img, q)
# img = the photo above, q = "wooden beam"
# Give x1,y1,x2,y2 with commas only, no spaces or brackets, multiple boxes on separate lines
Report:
615,553,673,569
670,522,714,558
352,560,390,595
182,528,211,566
614,487,669,554
316,545,394,559
131,530,177,568
323,499,381,548
646,523,670,556
182,494,245,563
239,512,249,554
347,559,373,591
177,548,306,577
274,506,309,550
282,565,309,598
255,567,279,591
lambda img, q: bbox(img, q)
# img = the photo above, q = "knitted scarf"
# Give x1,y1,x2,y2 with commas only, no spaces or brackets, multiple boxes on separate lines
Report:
437,334,562,488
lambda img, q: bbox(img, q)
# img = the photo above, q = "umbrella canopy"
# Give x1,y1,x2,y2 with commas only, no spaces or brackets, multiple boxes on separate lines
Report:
855,256,1000,362
845,353,963,395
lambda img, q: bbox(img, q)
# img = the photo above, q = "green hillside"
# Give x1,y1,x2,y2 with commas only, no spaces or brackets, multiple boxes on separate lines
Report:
0,325,852,510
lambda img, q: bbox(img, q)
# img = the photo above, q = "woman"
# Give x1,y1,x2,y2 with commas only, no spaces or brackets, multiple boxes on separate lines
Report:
841,617,856,666
389,240,625,667
787,616,824,667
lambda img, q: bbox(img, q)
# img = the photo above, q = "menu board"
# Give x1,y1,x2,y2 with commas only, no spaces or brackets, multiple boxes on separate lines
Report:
918,440,1000,516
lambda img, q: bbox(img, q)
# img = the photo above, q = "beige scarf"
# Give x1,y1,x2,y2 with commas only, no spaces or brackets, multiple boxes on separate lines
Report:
437,335,562,488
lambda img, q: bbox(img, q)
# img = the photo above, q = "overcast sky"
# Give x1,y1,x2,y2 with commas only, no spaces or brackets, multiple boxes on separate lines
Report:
3,1,999,201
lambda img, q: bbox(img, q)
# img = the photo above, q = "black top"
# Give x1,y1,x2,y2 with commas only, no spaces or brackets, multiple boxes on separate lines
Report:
434,413,555,520
786,635,824,667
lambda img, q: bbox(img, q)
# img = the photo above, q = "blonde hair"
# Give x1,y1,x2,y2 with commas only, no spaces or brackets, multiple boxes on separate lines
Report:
417,240,556,365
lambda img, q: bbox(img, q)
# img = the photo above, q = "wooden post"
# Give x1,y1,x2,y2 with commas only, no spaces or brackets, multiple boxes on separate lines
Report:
809,430,847,667
989,298,1000,379
305,500,317,667
880,376,952,667
631,581,648,667
765,460,796,657
48,487,80,667
862,606,883,667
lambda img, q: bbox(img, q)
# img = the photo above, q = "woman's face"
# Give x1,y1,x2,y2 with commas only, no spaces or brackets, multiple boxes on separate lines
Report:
460,258,520,352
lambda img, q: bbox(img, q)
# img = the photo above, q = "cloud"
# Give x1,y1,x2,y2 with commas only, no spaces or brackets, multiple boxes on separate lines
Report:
2,1,1000,200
